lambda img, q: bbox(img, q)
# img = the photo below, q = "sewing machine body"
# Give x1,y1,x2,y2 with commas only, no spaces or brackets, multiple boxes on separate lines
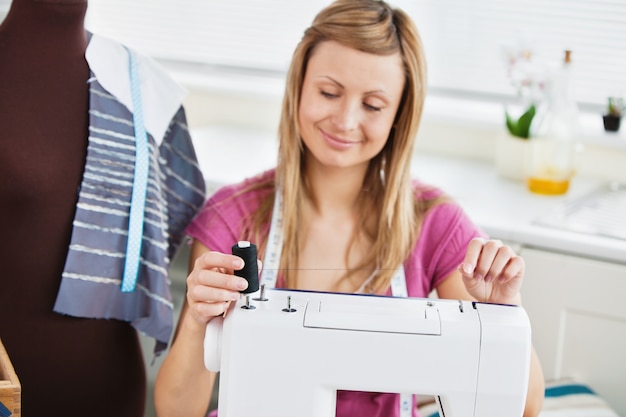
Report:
204,288,531,417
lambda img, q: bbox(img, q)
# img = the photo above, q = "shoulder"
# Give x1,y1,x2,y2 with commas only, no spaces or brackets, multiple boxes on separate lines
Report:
413,180,486,262
404,180,485,294
409,178,485,263
417,185,480,240
410,178,466,221
411,178,447,201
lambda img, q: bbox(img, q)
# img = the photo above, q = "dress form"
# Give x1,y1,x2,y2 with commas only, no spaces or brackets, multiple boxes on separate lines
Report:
0,1,146,416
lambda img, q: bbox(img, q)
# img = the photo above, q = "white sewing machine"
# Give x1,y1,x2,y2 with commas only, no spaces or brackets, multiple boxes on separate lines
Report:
204,287,531,417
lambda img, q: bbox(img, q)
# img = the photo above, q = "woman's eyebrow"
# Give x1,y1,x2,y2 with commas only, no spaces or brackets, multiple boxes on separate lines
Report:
315,75,344,88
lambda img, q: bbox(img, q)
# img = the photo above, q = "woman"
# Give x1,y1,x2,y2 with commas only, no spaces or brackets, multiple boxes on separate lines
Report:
155,1,545,416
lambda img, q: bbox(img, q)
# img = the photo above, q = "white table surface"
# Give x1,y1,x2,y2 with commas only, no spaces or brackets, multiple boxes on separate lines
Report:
410,154,626,264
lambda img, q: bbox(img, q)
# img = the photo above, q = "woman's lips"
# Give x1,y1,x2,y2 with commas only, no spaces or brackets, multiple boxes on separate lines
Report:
321,130,359,150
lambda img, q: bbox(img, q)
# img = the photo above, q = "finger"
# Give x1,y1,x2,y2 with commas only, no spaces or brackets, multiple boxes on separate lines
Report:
474,239,504,281
187,273,241,302
193,268,248,292
192,300,231,322
195,250,244,274
459,237,488,279
190,252,248,292
499,254,525,283
483,244,514,283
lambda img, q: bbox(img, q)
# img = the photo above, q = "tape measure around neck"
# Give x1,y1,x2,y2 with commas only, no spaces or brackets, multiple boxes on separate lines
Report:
121,48,150,293
260,188,284,288
261,190,408,297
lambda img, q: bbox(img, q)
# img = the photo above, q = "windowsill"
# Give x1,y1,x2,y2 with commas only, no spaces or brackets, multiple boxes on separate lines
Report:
422,94,626,150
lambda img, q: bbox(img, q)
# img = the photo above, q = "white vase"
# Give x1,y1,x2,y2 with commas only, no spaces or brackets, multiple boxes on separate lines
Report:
495,133,530,181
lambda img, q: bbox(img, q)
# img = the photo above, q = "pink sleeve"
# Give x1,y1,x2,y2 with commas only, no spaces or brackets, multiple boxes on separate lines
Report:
405,201,487,298
185,184,258,254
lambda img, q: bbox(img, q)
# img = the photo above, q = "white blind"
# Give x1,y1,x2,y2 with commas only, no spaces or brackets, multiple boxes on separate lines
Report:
0,0,11,19
407,0,626,108
82,0,626,108
86,0,333,73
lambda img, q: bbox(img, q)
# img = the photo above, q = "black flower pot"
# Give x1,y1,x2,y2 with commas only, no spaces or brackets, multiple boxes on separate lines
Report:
603,114,621,132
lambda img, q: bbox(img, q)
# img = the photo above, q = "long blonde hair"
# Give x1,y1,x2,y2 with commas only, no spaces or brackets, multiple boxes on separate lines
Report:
244,0,437,293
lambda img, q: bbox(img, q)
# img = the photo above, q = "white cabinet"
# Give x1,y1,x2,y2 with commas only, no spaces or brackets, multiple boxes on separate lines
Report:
519,247,626,416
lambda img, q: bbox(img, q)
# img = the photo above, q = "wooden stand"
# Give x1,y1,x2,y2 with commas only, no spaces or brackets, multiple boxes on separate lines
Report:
0,339,20,417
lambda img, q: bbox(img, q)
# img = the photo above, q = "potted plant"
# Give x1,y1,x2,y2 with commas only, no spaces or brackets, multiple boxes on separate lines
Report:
603,96,623,132
495,104,536,180
506,104,536,139
496,45,545,180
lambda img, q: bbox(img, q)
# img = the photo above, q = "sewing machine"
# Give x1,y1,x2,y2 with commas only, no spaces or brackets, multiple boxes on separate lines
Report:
204,287,531,417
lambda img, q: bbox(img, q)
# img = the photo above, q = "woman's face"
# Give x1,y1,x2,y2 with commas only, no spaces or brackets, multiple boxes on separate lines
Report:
298,40,405,171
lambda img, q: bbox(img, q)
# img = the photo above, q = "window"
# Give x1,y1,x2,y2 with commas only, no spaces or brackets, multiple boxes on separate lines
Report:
409,0,626,110
0,0,619,110
85,0,332,75
0,0,11,19
85,0,626,110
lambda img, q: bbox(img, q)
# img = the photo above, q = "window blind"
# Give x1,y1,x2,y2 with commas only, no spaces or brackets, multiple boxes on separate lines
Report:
81,0,626,108
407,0,626,109
85,0,333,73
0,0,10,20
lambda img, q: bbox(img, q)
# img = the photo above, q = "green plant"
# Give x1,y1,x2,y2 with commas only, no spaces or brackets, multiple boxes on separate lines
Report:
607,97,623,117
505,104,536,139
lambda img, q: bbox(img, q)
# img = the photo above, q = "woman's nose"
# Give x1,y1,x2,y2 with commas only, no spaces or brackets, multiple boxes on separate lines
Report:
332,100,360,131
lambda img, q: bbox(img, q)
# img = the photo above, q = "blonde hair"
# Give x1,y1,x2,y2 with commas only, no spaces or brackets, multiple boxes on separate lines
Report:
244,0,438,293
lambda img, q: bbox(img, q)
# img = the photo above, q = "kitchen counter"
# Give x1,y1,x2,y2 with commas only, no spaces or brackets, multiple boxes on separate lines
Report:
410,154,626,265
191,126,626,265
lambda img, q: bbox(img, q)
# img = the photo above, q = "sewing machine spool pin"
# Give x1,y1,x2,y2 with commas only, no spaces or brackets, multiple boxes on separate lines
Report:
241,295,256,310
252,284,269,302
282,295,296,313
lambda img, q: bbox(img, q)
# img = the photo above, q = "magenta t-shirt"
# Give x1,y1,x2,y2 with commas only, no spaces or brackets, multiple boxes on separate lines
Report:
188,169,485,417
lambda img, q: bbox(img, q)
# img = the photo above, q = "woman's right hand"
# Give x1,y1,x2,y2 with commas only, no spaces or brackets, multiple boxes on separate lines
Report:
155,243,247,417
185,249,250,326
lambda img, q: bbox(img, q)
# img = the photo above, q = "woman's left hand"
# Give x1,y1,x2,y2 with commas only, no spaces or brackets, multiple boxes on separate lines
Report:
458,237,524,305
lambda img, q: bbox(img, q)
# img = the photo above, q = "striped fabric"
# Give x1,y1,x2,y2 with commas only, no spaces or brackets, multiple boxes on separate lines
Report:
53,47,206,355
417,380,620,417
537,380,620,417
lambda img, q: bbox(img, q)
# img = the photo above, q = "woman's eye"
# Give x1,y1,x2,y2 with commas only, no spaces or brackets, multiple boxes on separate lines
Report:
364,103,382,112
321,90,338,98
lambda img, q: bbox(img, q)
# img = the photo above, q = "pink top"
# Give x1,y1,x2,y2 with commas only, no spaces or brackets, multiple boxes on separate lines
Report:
189,169,486,417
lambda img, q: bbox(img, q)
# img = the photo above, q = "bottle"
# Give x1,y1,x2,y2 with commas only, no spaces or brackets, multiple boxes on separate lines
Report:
526,50,580,195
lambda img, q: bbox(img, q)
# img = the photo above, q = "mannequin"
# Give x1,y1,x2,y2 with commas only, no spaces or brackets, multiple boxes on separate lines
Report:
0,1,147,416
0,1,188,415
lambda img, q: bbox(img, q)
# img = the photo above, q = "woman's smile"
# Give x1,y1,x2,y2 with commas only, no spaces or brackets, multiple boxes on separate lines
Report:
320,128,361,150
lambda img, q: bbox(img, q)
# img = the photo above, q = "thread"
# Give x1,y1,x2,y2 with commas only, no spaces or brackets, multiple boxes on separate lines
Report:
232,241,259,294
